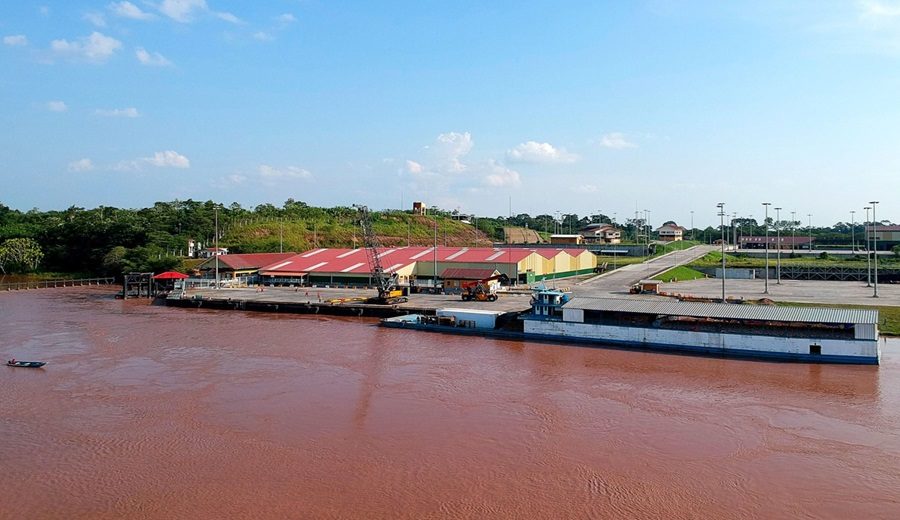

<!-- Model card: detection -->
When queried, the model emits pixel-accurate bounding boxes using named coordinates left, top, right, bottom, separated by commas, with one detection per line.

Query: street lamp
left=870, top=201, right=879, bottom=297
left=850, top=210, right=856, bottom=253
left=690, top=210, right=694, bottom=240
left=214, top=204, right=220, bottom=290
left=864, top=206, right=872, bottom=287
left=732, top=212, right=737, bottom=251
left=718, top=202, right=726, bottom=302
left=774, top=207, right=782, bottom=284
left=791, top=210, right=796, bottom=253
left=807, top=213, right=813, bottom=252
left=762, top=202, right=771, bottom=294
left=645, top=209, right=651, bottom=253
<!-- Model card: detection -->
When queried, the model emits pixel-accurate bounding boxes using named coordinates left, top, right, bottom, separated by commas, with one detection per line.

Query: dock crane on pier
left=355, top=205, right=408, bottom=305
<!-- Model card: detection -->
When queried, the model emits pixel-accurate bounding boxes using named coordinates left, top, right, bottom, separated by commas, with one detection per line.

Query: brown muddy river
left=2, top=288, right=900, bottom=519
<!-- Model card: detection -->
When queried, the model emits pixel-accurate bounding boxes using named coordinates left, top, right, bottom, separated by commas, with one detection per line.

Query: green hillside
left=224, top=212, right=494, bottom=252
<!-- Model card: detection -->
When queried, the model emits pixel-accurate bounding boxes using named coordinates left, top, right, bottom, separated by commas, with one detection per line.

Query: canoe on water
left=6, top=360, right=46, bottom=368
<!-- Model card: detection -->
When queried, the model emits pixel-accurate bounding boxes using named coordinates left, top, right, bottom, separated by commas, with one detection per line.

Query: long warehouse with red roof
left=255, top=246, right=596, bottom=287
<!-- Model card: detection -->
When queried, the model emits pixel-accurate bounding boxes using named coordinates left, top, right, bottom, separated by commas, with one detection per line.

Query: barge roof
left=564, top=297, right=879, bottom=325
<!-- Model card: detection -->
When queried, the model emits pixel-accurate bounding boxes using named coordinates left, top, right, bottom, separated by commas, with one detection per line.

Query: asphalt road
left=575, top=245, right=717, bottom=296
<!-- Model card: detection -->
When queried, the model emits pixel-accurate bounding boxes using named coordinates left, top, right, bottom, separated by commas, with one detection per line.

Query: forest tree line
left=0, top=200, right=893, bottom=275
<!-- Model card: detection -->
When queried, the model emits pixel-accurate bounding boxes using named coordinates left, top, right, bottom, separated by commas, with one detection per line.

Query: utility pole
left=718, top=203, right=726, bottom=302
left=791, top=210, right=796, bottom=253
left=774, top=207, right=782, bottom=284
left=762, top=202, right=771, bottom=294
left=865, top=206, right=872, bottom=287
left=433, top=216, right=438, bottom=290
left=214, top=205, right=219, bottom=290
left=871, top=201, right=879, bottom=297
left=850, top=210, right=856, bottom=253
left=279, top=217, right=284, bottom=253
left=690, top=210, right=694, bottom=240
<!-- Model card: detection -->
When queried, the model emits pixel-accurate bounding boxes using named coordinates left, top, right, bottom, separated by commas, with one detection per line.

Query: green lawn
left=776, top=301, right=900, bottom=336
left=653, top=266, right=707, bottom=283
left=690, top=251, right=900, bottom=270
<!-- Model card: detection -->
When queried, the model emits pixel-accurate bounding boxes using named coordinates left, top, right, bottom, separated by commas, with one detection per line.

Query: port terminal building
left=253, top=246, right=596, bottom=287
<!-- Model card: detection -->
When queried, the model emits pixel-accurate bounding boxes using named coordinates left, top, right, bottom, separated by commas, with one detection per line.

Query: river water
left=2, top=288, right=899, bottom=519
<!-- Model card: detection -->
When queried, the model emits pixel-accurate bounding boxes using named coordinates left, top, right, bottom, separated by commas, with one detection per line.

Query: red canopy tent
left=152, top=271, right=189, bottom=280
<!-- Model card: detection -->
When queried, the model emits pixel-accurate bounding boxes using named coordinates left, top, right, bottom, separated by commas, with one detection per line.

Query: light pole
left=791, top=210, right=796, bottom=253
left=732, top=212, right=738, bottom=251
left=214, top=205, right=219, bottom=290
left=645, top=209, right=651, bottom=254
left=808, top=214, right=812, bottom=252
left=762, top=202, right=771, bottom=294
left=690, top=210, right=694, bottom=241
left=775, top=207, right=782, bottom=284
left=279, top=217, right=284, bottom=253
left=870, top=201, right=879, bottom=297
left=718, top=202, right=726, bottom=302
left=850, top=210, right=856, bottom=253
left=865, top=206, right=872, bottom=287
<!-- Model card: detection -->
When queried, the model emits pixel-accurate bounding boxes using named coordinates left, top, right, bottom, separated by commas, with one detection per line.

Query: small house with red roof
left=656, top=221, right=686, bottom=242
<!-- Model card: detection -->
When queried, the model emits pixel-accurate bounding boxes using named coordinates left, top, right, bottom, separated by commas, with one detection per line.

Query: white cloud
left=39, top=6, right=50, bottom=16
left=431, top=131, right=473, bottom=172
left=46, top=100, right=68, bottom=112
left=96, top=107, right=140, bottom=118
left=83, top=12, right=107, bottom=27
left=405, top=160, right=423, bottom=174
left=599, top=132, right=637, bottom=149
left=226, top=174, right=247, bottom=184
left=277, top=13, right=296, bottom=24
left=506, top=141, right=578, bottom=164
left=859, top=0, right=900, bottom=20
left=158, top=0, right=206, bottom=22
left=574, top=184, right=599, bottom=193
left=215, top=11, right=242, bottom=24
left=109, top=1, right=155, bottom=20
left=68, top=158, right=95, bottom=172
left=51, top=32, right=122, bottom=63
left=135, top=47, right=172, bottom=66
left=3, top=35, right=28, bottom=46
left=257, top=165, right=312, bottom=179
left=483, top=160, right=521, bottom=187
left=115, top=150, right=191, bottom=171
left=253, top=31, right=274, bottom=42
left=145, top=150, right=190, bottom=168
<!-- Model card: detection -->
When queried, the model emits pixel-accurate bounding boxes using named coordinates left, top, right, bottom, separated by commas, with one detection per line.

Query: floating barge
left=383, top=290, right=881, bottom=365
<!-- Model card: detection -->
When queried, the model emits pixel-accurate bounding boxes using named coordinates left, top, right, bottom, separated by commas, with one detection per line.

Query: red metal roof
left=440, top=268, right=500, bottom=280
left=202, top=252, right=297, bottom=271
left=258, top=246, right=544, bottom=275
left=153, top=271, right=189, bottom=279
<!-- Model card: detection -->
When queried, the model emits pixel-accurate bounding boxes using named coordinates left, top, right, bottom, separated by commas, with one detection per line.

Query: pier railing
left=1, top=277, right=116, bottom=291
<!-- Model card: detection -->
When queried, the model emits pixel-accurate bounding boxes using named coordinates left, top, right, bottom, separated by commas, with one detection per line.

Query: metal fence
left=1, top=277, right=116, bottom=291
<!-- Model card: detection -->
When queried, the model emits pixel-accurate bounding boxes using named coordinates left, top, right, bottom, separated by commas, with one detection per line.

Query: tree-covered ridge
left=0, top=200, right=894, bottom=276
left=0, top=200, right=494, bottom=275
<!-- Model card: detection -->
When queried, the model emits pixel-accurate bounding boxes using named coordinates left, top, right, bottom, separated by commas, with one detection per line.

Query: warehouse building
left=256, top=246, right=597, bottom=287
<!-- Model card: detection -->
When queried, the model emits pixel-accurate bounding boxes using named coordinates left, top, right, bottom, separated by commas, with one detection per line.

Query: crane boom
left=355, top=205, right=407, bottom=304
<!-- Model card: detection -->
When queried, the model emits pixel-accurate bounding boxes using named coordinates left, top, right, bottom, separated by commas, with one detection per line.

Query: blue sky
left=2, top=1, right=899, bottom=227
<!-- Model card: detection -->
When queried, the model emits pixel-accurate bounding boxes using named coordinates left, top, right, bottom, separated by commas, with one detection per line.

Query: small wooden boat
left=6, top=360, right=46, bottom=368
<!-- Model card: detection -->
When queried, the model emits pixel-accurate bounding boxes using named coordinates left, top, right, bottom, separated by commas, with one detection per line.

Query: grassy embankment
left=653, top=266, right=707, bottom=283
left=690, top=251, right=900, bottom=269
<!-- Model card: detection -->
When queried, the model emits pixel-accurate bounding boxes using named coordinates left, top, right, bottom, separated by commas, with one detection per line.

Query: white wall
left=524, top=320, right=879, bottom=361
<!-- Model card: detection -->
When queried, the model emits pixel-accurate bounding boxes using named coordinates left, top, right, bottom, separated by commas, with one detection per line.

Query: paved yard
left=659, top=278, right=900, bottom=306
